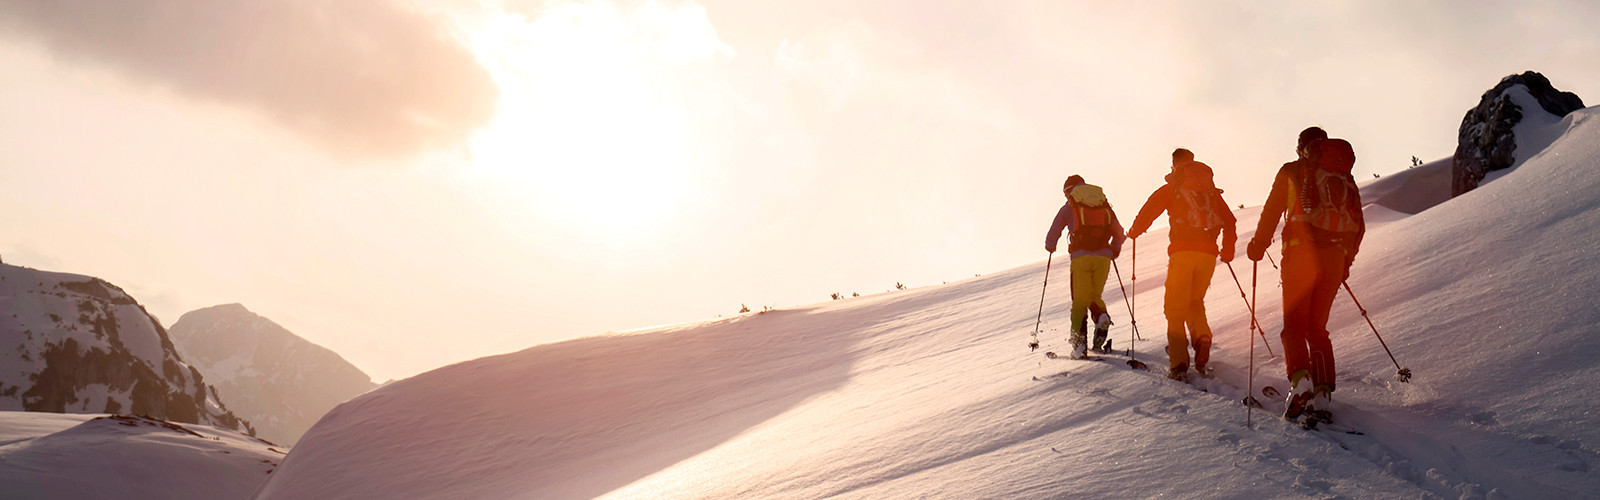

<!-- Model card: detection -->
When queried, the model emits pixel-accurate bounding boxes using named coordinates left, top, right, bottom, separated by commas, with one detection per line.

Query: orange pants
left=1163, top=251, right=1215, bottom=370
left=1280, top=245, right=1346, bottom=391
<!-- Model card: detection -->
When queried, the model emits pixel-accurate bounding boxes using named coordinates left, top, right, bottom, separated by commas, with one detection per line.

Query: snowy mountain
left=254, top=105, right=1600, bottom=498
left=0, top=264, right=250, bottom=432
left=0, top=411, right=283, bottom=499
left=169, top=303, right=376, bottom=445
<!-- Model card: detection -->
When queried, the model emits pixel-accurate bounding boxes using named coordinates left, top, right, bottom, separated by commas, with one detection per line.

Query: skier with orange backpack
left=1045, top=175, right=1128, bottom=358
left=1126, top=148, right=1237, bottom=381
left=1246, top=127, right=1365, bottom=423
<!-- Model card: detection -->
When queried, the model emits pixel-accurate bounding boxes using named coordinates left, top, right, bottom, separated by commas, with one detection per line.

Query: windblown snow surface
left=257, top=108, right=1600, bottom=499
left=0, top=411, right=284, bottom=499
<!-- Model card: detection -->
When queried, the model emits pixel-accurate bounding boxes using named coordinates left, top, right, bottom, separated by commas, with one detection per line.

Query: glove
left=1127, top=229, right=1143, bottom=239
left=1246, top=238, right=1269, bottom=262
left=1046, top=245, right=1056, bottom=254
left=1112, top=246, right=1122, bottom=260
left=1219, top=246, right=1234, bottom=263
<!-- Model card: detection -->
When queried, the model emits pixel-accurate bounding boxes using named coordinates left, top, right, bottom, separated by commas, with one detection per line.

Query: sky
left=1, top=0, right=1597, bottom=381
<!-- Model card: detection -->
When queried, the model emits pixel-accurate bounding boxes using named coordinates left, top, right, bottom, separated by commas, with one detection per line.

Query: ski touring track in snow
left=1031, top=341, right=1572, bottom=499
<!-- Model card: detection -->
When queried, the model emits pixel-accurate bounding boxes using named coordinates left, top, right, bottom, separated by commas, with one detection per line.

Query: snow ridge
left=258, top=108, right=1600, bottom=499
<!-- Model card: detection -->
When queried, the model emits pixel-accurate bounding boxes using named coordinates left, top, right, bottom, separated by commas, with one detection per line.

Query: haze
left=2, top=0, right=1596, bottom=381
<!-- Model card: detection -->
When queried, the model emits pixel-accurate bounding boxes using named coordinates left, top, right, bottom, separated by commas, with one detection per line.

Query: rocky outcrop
left=1452, top=71, right=1584, bottom=196
left=169, top=304, right=375, bottom=445
left=0, top=263, right=252, bottom=433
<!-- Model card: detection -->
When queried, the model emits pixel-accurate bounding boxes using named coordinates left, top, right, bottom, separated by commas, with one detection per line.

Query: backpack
left=1169, top=162, right=1226, bottom=231
left=1068, top=184, right=1114, bottom=251
left=1291, top=139, right=1361, bottom=238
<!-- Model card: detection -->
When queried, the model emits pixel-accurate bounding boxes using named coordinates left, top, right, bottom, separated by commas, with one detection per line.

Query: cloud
left=0, top=0, right=499, bottom=161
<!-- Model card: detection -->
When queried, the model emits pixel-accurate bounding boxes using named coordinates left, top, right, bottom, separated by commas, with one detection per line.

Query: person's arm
left=1127, top=185, right=1172, bottom=238
left=1248, top=164, right=1294, bottom=260
left=1045, top=203, right=1073, bottom=253
left=1345, top=173, right=1366, bottom=273
left=1218, top=192, right=1238, bottom=262
left=1110, top=210, right=1128, bottom=258
left=1254, top=165, right=1293, bottom=240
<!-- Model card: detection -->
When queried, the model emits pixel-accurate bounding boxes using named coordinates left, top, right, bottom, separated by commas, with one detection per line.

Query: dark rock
left=1451, top=71, right=1584, bottom=196
left=1, top=263, right=254, bottom=435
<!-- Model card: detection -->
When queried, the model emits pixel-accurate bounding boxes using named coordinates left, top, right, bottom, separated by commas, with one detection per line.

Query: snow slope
left=0, top=411, right=284, bottom=499
left=258, top=107, right=1600, bottom=499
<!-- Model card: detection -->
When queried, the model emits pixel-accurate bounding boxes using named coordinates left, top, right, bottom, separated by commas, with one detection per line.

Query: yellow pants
left=1164, top=251, right=1216, bottom=370
left=1070, top=256, right=1110, bottom=345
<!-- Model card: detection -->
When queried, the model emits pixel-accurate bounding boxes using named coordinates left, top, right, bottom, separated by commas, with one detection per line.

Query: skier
left=1126, top=149, right=1237, bottom=380
left=1045, top=175, right=1128, bottom=358
left=1246, top=127, right=1365, bottom=421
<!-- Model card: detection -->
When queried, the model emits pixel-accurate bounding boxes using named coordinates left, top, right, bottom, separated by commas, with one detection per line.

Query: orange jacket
left=1128, top=161, right=1238, bottom=257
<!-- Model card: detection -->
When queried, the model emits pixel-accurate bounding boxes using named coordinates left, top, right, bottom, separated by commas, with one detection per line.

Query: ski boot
left=1071, top=341, right=1089, bottom=359
left=1166, top=362, right=1189, bottom=381
left=1069, top=326, right=1089, bottom=359
left=1283, top=372, right=1315, bottom=420
left=1303, top=386, right=1335, bottom=424
left=1090, top=313, right=1112, bottom=353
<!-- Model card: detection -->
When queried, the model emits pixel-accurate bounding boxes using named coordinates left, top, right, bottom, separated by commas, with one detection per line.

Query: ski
left=1259, top=385, right=1364, bottom=434
left=1044, top=351, right=1104, bottom=362
left=1052, top=349, right=1150, bottom=371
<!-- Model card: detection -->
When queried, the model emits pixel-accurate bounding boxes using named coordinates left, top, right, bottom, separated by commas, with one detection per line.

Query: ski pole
left=1029, top=253, right=1054, bottom=351
left=1266, top=251, right=1279, bottom=270
left=1111, top=260, right=1147, bottom=370
left=1131, top=237, right=1139, bottom=340
left=1245, top=260, right=1259, bottom=427
left=1224, top=261, right=1275, bottom=357
left=1342, top=281, right=1412, bottom=382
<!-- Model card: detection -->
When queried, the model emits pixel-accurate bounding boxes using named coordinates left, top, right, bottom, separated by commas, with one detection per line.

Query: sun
left=452, top=3, right=722, bottom=238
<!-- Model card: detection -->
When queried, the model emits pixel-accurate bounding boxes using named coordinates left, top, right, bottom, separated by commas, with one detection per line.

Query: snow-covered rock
left=169, top=303, right=375, bottom=445
left=0, top=264, right=250, bottom=432
left=0, top=411, right=283, bottom=499
left=256, top=106, right=1600, bottom=499
left=1451, top=71, right=1584, bottom=195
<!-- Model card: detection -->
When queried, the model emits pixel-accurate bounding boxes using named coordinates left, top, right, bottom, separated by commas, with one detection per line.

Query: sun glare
left=456, top=3, right=725, bottom=238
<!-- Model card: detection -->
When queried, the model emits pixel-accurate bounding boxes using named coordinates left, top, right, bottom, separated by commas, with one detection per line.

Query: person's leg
left=1087, top=259, right=1112, bottom=350
left=1280, top=245, right=1317, bottom=386
left=1164, top=254, right=1197, bottom=371
left=1087, top=301, right=1108, bottom=349
left=1306, top=247, right=1346, bottom=393
left=1069, top=256, right=1095, bottom=349
left=1180, top=252, right=1217, bottom=371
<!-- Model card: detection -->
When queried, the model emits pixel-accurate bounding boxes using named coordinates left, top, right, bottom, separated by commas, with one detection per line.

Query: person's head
left=1297, top=126, right=1328, bottom=159
left=1172, top=148, right=1195, bottom=164
left=1063, top=174, right=1085, bottom=196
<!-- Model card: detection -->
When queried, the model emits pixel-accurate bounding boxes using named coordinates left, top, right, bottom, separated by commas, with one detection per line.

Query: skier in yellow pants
left=1045, top=175, right=1127, bottom=358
